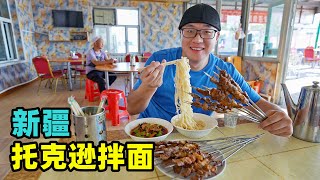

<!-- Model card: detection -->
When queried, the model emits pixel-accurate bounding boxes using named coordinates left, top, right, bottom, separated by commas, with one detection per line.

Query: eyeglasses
left=181, top=28, right=218, bottom=39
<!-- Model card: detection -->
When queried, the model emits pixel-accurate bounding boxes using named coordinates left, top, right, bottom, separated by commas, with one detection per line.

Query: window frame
left=242, top=0, right=285, bottom=62
left=0, top=0, right=19, bottom=65
left=93, top=7, right=140, bottom=56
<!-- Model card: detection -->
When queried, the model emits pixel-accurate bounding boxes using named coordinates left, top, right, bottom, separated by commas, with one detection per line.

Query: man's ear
left=215, top=32, right=220, bottom=40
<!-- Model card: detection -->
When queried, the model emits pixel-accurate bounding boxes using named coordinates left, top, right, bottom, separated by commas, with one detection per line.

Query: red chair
left=32, top=56, right=66, bottom=94
left=142, top=52, right=152, bottom=62
left=125, top=54, right=139, bottom=62
left=100, top=89, right=130, bottom=126
left=85, top=79, right=100, bottom=102
left=304, top=47, right=320, bottom=68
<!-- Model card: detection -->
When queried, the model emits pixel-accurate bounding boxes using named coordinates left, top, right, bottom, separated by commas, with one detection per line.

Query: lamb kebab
left=188, top=68, right=266, bottom=122
left=155, top=141, right=222, bottom=180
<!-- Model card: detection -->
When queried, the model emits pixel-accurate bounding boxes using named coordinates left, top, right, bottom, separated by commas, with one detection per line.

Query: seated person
left=86, top=36, right=117, bottom=92
left=127, top=4, right=293, bottom=137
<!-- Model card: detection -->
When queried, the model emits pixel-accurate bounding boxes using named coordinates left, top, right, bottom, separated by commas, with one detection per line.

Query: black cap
left=178, top=3, right=221, bottom=31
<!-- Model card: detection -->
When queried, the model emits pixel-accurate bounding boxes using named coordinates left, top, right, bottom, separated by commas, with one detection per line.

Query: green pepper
left=156, top=131, right=162, bottom=137
left=135, top=132, right=141, bottom=137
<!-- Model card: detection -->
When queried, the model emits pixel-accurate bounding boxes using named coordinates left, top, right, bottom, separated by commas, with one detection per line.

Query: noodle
left=174, top=57, right=205, bottom=130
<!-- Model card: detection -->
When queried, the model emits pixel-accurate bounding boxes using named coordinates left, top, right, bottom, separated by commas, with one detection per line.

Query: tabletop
left=49, top=58, right=86, bottom=63
left=95, top=62, right=145, bottom=73
left=37, top=123, right=320, bottom=180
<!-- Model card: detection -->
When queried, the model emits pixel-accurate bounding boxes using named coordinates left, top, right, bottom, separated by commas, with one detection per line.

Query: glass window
left=116, top=9, right=138, bottom=26
left=0, top=25, right=6, bottom=61
left=94, top=8, right=140, bottom=55
left=108, top=26, right=126, bottom=54
left=0, top=0, right=18, bottom=62
left=0, top=0, right=10, bottom=19
left=93, top=9, right=115, bottom=25
left=245, top=1, right=284, bottom=57
left=94, top=26, right=126, bottom=54
left=127, top=27, right=138, bottom=53
left=218, top=1, right=242, bottom=56
left=4, top=22, right=17, bottom=59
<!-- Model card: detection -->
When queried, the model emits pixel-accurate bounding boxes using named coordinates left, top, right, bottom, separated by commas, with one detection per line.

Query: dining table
left=36, top=121, right=320, bottom=180
left=95, top=62, right=145, bottom=90
left=49, top=58, right=86, bottom=91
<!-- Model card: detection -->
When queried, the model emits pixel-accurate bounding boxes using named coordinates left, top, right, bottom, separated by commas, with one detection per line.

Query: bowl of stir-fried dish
left=125, top=118, right=173, bottom=142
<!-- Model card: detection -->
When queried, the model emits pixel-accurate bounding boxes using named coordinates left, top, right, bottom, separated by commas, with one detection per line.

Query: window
left=0, top=0, right=18, bottom=62
left=93, top=8, right=140, bottom=55
left=218, top=1, right=243, bottom=56
left=245, top=1, right=284, bottom=58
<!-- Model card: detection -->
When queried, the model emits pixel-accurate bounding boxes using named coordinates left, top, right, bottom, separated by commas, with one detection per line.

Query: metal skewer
left=248, top=99, right=268, bottom=119
left=154, top=134, right=264, bottom=177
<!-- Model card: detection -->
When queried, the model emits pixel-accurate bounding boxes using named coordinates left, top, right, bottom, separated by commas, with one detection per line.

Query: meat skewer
left=155, top=134, right=264, bottom=179
left=201, top=68, right=267, bottom=122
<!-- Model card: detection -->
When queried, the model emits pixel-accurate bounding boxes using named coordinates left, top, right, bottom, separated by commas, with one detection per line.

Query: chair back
left=75, top=52, right=82, bottom=58
left=71, top=52, right=83, bottom=65
left=142, top=52, right=152, bottom=62
left=304, top=47, right=315, bottom=60
left=125, top=54, right=131, bottom=62
left=143, top=52, right=152, bottom=58
left=135, top=55, right=139, bottom=62
left=124, top=54, right=139, bottom=62
left=32, top=56, right=53, bottom=77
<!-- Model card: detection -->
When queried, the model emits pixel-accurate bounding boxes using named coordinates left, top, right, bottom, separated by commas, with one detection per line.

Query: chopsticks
left=137, top=59, right=181, bottom=72
left=68, top=96, right=85, bottom=116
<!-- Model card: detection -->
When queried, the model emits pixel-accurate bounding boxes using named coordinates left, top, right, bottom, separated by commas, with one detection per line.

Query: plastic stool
left=85, top=79, right=100, bottom=102
left=100, top=89, right=130, bottom=126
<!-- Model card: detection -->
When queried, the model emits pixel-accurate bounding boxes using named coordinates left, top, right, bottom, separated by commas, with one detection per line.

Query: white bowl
left=125, top=118, right=173, bottom=142
left=171, top=113, right=218, bottom=139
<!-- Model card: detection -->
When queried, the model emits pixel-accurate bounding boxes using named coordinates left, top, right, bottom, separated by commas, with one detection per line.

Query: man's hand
left=259, top=110, right=293, bottom=137
left=140, top=60, right=166, bottom=89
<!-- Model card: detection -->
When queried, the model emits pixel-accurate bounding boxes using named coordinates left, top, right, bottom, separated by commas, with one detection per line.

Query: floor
left=0, top=76, right=137, bottom=179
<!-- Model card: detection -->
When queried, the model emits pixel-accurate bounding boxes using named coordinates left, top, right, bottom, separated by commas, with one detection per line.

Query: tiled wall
left=0, top=0, right=183, bottom=92
left=242, top=60, right=278, bottom=96
left=0, top=0, right=38, bottom=93
left=32, top=0, right=182, bottom=57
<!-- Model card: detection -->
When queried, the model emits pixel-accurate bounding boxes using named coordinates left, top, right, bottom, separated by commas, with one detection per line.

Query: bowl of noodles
left=171, top=113, right=218, bottom=139
left=125, top=118, right=174, bottom=142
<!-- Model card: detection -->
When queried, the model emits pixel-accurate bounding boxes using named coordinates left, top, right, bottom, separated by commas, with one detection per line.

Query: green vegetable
left=156, top=131, right=162, bottom=137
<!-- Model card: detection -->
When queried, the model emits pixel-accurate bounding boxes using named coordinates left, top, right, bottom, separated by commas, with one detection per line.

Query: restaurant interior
left=0, top=0, right=319, bottom=179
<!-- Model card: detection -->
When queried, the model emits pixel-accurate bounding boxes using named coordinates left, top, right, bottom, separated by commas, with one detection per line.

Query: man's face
left=94, top=39, right=104, bottom=49
left=181, top=23, right=219, bottom=63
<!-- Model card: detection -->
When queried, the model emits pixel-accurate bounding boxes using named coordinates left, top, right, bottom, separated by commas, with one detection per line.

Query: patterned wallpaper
left=0, top=0, right=37, bottom=92
left=32, top=0, right=182, bottom=57
left=242, top=60, right=278, bottom=97
left=0, top=0, right=183, bottom=92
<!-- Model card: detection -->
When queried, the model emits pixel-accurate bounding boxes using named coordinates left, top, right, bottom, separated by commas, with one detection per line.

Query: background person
left=86, top=36, right=117, bottom=92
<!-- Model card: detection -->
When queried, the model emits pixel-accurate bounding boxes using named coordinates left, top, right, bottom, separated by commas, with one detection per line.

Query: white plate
left=124, top=118, right=173, bottom=142
left=156, top=150, right=226, bottom=179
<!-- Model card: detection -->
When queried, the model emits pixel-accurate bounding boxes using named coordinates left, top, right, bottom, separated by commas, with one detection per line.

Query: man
left=127, top=4, right=292, bottom=137
left=86, top=36, right=117, bottom=92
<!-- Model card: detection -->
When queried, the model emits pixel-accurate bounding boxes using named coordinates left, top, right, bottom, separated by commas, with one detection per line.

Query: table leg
left=130, top=72, right=134, bottom=90
left=105, top=71, right=109, bottom=90
left=67, top=62, right=73, bottom=91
